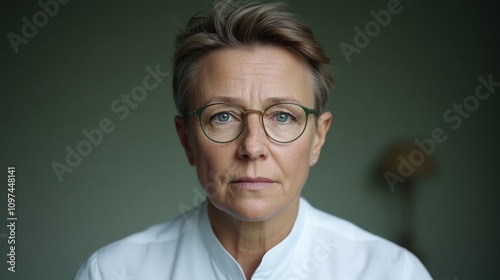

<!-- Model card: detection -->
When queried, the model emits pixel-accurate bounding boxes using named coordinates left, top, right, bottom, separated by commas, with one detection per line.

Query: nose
left=237, top=112, right=269, bottom=161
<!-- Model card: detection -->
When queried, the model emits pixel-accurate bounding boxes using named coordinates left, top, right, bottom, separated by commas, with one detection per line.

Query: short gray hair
left=172, top=0, right=333, bottom=116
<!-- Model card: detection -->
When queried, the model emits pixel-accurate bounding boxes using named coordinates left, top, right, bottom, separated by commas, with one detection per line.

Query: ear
left=310, top=111, right=332, bottom=166
left=175, top=116, right=196, bottom=166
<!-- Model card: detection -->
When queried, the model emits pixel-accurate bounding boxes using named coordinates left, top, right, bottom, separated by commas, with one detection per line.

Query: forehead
left=194, top=46, right=314, bottom=109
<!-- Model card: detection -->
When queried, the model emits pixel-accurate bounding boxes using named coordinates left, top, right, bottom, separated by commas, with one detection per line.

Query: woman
left=75, top=1, right=431, bottom=279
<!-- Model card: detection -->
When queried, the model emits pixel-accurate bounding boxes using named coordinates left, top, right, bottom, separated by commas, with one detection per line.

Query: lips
left=230, top=177, right=275, bottom=190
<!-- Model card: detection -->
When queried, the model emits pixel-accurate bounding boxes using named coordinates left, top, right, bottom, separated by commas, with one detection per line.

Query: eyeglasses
left=185, top=103, right=317, bottom=143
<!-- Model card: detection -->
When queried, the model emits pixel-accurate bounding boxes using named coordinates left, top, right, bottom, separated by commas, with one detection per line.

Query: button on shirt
left=74, top=198, right=432, bottom=279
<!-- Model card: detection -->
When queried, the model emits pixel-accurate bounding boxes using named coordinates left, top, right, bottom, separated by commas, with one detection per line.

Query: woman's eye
left=215, top=112, right=231, bottom=122
left=275, top=113, right=291, bottom=122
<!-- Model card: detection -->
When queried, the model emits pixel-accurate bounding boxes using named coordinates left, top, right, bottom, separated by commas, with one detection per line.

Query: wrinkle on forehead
left=195, top=46, right=314, bottom=109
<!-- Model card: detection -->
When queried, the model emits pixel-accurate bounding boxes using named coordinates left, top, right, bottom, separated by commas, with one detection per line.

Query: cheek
left=275, top=136, right=314, bottom=181
left=191, top=136, right=233, bottom=185
left=291, top=129, right=315, bottom=161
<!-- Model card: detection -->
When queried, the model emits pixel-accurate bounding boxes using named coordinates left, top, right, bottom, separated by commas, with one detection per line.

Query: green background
left=1, top=0, right=499, bottom=279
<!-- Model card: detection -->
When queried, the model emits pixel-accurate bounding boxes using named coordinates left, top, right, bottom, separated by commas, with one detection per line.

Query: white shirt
left=74, top=198, right=432, bottom=279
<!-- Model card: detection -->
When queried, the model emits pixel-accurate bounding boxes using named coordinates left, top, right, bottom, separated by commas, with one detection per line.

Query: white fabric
left=74, top=198, right=432, bottom=279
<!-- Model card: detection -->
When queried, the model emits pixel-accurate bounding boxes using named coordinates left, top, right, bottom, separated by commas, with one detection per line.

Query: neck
left=207, top=199, right=299, bottom=280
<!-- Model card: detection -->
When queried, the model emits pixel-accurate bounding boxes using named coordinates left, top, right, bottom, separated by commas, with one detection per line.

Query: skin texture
left=175, top=46, right=332, bottom=279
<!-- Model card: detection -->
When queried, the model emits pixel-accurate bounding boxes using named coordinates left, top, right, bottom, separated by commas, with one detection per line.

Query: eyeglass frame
left=184, top=102, right=318, bottom=144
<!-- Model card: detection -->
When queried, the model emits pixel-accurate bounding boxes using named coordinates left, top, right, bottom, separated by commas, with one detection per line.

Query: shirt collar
left=199, top=198, right=306, bottom=279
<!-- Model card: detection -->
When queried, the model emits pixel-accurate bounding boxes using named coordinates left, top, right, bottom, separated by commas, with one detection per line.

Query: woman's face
left=175, top=46, right=331, bottom=222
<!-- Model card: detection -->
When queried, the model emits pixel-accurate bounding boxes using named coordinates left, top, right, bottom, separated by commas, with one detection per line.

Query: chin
left=211, top=197, right=283, bottom=222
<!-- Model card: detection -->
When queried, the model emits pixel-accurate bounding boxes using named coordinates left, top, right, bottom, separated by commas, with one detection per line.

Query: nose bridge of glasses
left=242, top=109, right=265, bottom=128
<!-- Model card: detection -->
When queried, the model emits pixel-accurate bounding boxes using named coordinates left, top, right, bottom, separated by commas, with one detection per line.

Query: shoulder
left=299, top=198, right=432, bottom=279
left=304, top=199, right=385, bottom=242
left=74, top=206, right=204, bottom=280
left=103, top=205, right=202, bottom=254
